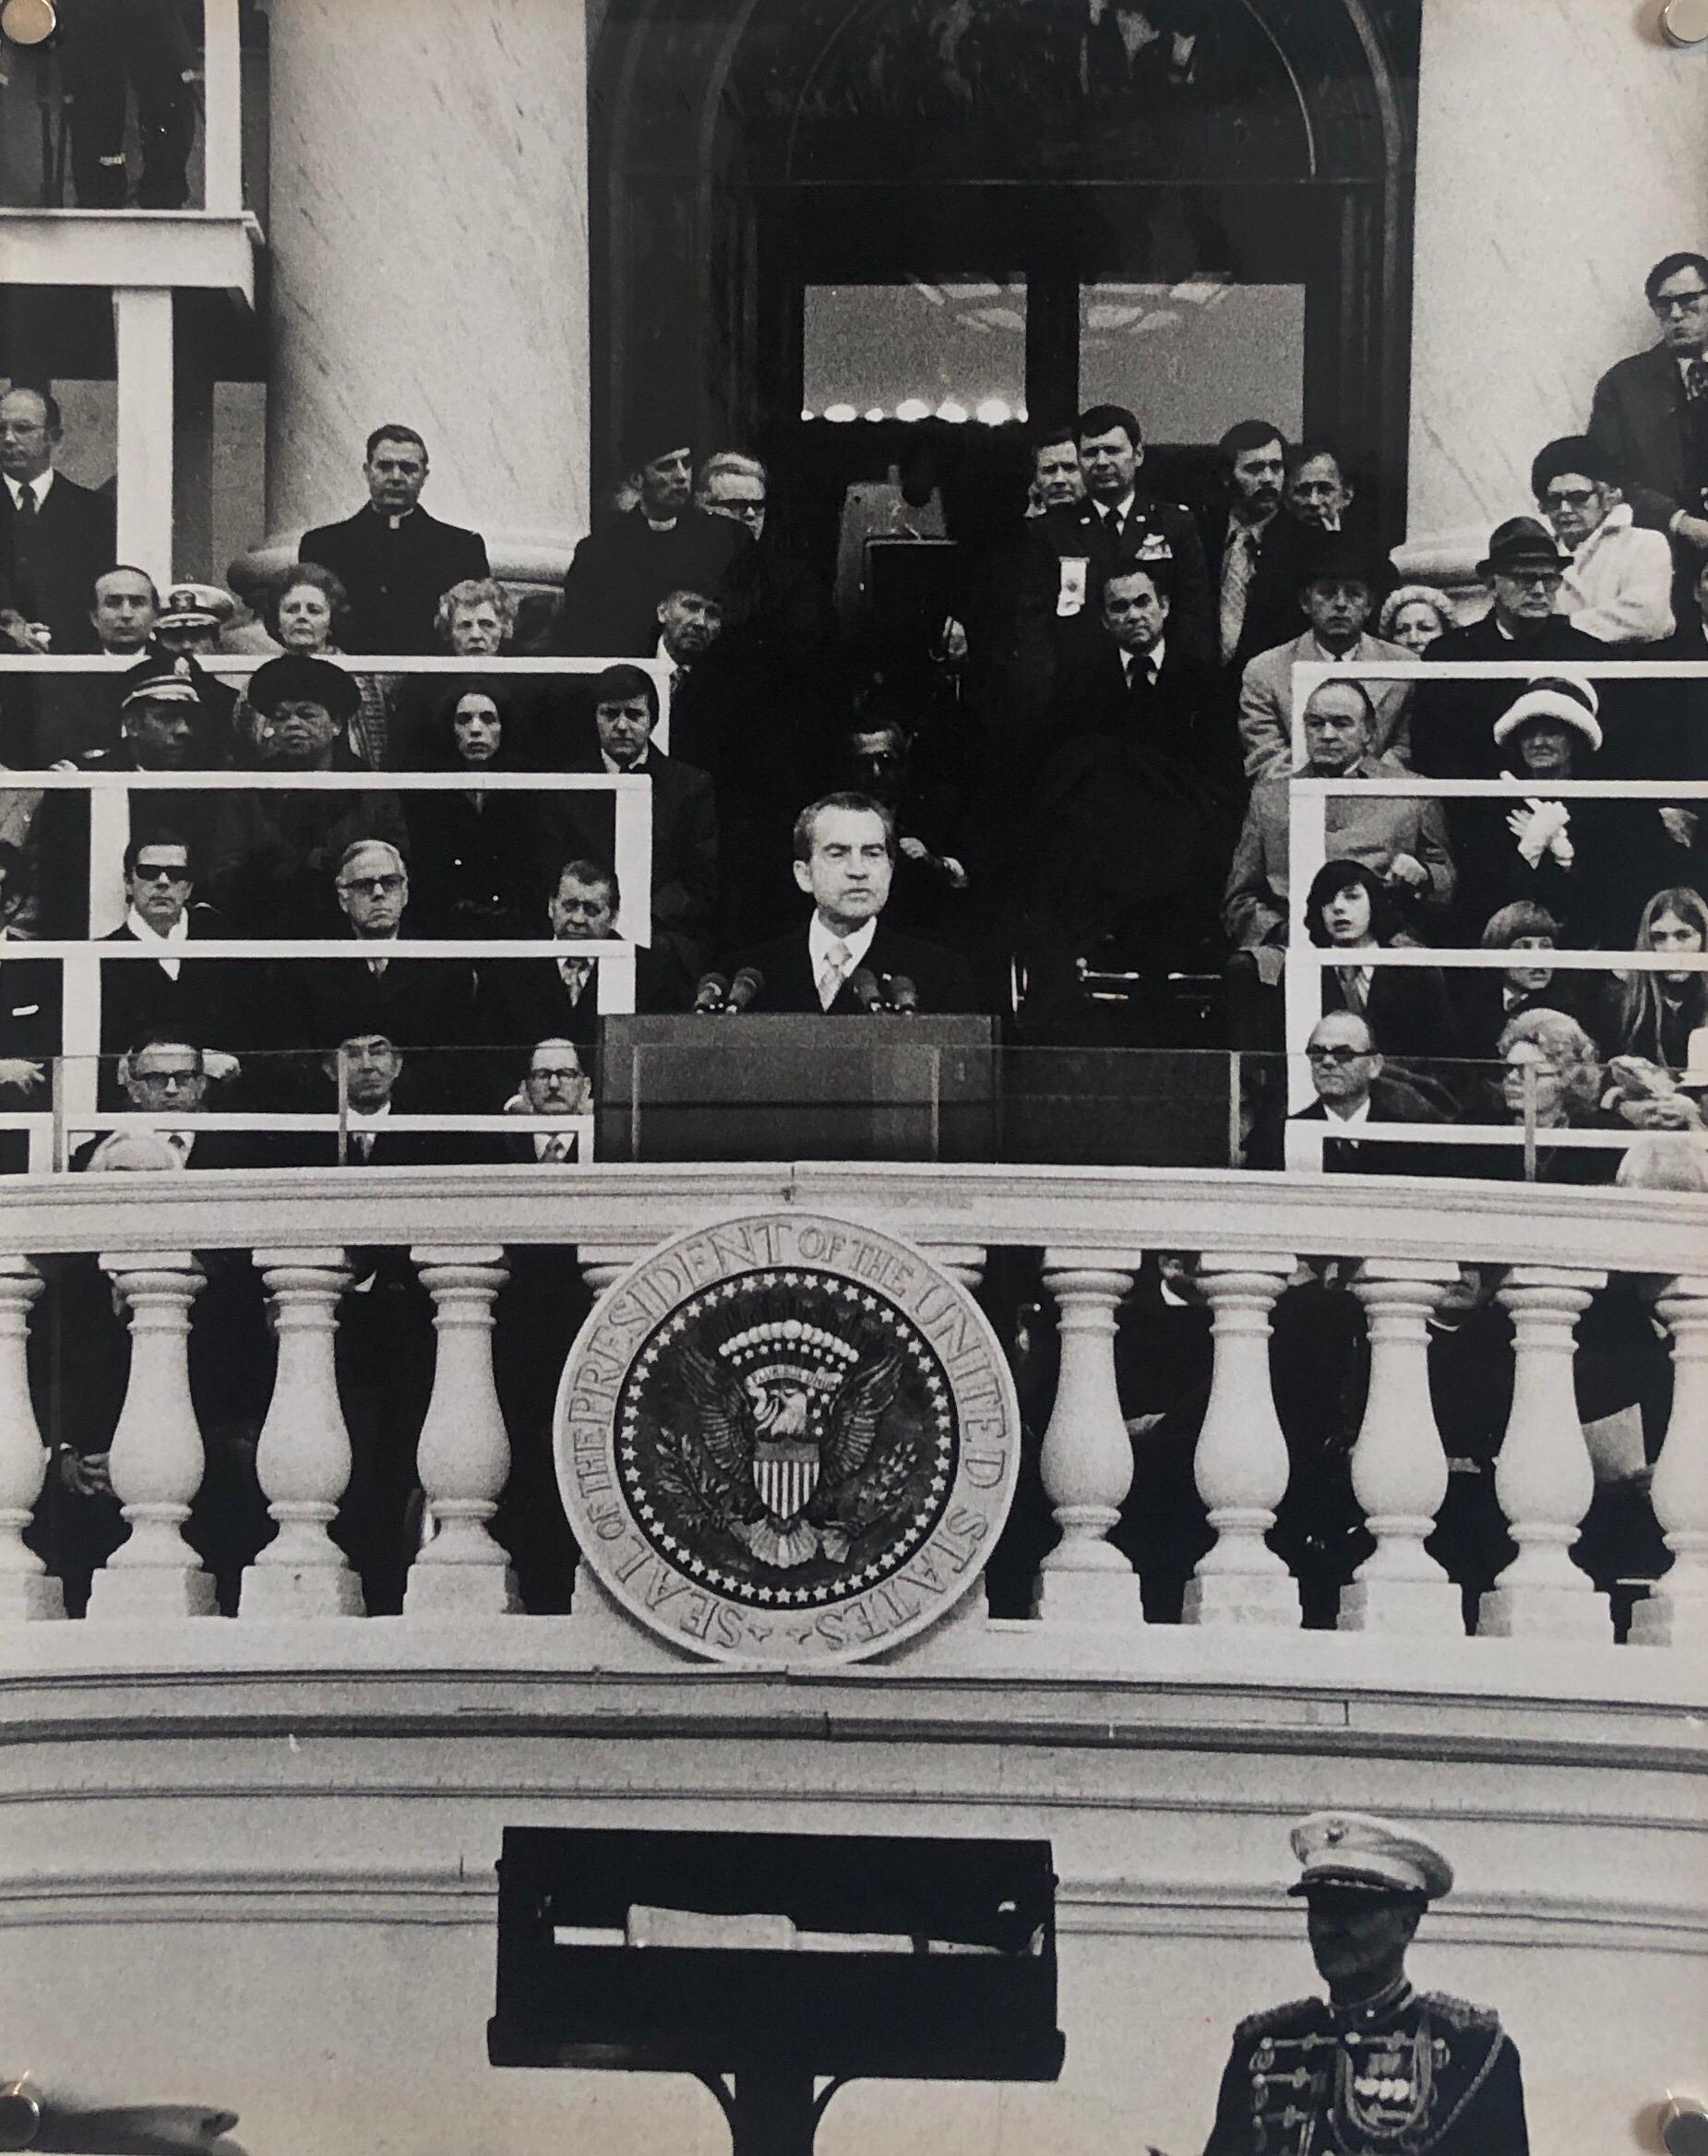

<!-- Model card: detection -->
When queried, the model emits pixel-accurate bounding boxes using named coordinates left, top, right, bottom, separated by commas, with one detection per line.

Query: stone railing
left=3, top=1161, right=1704, bottom=1669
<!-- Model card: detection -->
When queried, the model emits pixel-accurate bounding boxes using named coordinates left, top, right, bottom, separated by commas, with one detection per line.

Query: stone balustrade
left=2, top=1160, right=1705, bottom=1664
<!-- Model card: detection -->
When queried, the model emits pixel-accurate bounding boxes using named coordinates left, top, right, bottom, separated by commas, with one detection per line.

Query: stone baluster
left=239, top=1249, right=363, bottom=1619
left=579, top=1250, right=642, bottom=1299
left=405, top=1247, right=519, bottom=1615
left=1183, top=1254, right=1301, bottom=1629
left=1033, top=1256, right=1144, bottom=1622
left=86, top=1252, right=216, bottom=1620
left=1340, top=1261, right=1463, bottom=1635
left=923, top=1244, right=985, bottom=1293
left=1630, top=1276, right=1708, bottom=1648
left=0, top=1261, right=63, bottom=1622
left=1478, top=1264, right=1610, bottom=1641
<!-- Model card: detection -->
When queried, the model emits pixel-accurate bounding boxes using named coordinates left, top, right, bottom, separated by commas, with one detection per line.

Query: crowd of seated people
left=4, top=249, right=1708, bottom=1179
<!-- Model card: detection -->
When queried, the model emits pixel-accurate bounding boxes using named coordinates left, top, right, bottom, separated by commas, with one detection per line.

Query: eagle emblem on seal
left=669, top=1322, right=912, bottom=1569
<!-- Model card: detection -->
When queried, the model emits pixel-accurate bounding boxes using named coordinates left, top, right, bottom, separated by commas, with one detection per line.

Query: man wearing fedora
left=1193, top=1811, right=1528, bottom=2154
left=1412, top=517, right=1608, bottom=779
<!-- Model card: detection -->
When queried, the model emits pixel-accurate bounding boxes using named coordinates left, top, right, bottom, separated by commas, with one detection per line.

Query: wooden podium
left=596, top=1015, right=997, bottom=1163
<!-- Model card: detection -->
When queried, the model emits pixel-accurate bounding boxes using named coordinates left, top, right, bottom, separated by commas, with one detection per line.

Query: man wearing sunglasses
left=97, top=835, right=244, bottom=1102
left=1530, top=435, right=1673, bottom=644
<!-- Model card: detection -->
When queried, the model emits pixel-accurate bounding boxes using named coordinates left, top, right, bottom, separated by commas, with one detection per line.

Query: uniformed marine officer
left=1198, top=1811, right=1528, bottom=2155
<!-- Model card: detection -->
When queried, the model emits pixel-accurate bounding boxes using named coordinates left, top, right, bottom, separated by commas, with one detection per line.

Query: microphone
left=724, top=966, right=765, bottom=1013
left=884, top=973, right=920, bottom=1015
left=692, top=971, right=729, bottom=1013
left=847, top=966, right=883, bottom=1012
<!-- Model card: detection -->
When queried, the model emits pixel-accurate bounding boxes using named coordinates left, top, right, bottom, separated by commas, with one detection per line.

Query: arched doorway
left=592, top=0, right=1419, bottom=552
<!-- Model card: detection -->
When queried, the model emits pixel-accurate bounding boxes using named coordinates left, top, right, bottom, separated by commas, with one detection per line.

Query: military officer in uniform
left=1014, top=401, right=1215, bottom=732
left=1195, top=1812, right=1528, bottom=2155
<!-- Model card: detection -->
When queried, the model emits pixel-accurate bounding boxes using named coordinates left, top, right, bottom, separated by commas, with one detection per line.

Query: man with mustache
left=1198, top=420, right=1309, bottom=671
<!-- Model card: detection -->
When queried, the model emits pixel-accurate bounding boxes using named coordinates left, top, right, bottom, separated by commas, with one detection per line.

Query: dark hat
left=1287, top=1812, right=1454, bottom=1902
left=119, top=653, right=205, bottom=713
left=1491, top=672, right=1603, bottom=753
left=1296, top=531, right=1382, bottom=590
left=1478, top=516, right=1565, bottom=579
left=622, top=406, right=698, bottom=473
left=248, top=652, right=360, bottom=722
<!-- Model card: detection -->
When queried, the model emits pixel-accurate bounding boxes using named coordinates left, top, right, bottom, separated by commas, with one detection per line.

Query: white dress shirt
left=809, top=912, right=877, bottom=1007
left=1119, top=637, right=1166, bottom=690
left=4, top=472, right=54, bottom=514
left=1320, top=1093, right=1372, bottom=1128
left=125, top=906, right=187, bottom=980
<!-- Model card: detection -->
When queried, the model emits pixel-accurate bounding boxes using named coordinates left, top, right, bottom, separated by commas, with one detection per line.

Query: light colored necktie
left=818, top=936, right=851, bottom=1012
left=367, top=953, right=388, bottom=977
left=354, top=1131, right=375, bottom=1161
left=1220, top=526, right=1256, bottom=662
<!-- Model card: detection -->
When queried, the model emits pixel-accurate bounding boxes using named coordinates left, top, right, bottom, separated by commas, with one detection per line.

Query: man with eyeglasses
left=0, top=386, right=116, bottom=654
left=1249, top=1011, right=1447, bottom=1176
left=287, top=840, right=472, bottom=1096
left=1411, top=518, right=1608, bottom=780
left=696, top=447, right=835, bottom=664
left=1588, top=252, right=1708, bottom=561
left=1529, top=435, right=1673, bottom=644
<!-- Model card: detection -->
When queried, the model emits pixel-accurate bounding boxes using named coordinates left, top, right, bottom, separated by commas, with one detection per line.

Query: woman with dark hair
left=401, top=682, right=541, bottom=938
left=255, top=562, right=390, bottom=769
left=1303, top=856, right=1457, bottom=1065
left=1613, top=885, right=1708, bottom=1071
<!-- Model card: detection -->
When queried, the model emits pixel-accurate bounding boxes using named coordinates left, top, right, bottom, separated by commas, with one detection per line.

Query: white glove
left=1507, top=796, right=1572, bottom=868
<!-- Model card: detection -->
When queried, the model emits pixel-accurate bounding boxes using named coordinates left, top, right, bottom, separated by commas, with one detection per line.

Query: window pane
left=1079, top=278, right=1305, bottom=443
left=804, top=279, right=1028, bottom=424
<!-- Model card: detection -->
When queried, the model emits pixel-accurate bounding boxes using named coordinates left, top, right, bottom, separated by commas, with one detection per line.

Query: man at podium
left=726, top=793, right=978, bottom=1014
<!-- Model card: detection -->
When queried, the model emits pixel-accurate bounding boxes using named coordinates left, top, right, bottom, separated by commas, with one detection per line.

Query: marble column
left=404, top=1247, right=520, bottom=1616
left=1478, top=1265, right=1610, bottom=1643
left=1033, top=1258, right=1144, bottom=1624
left=1630, top=1278, right=1708, bottom=1648
left=86, top=1253, right=217, bottom=1621
left=1182, top=1255, right=1300, bottom=1630
left=251, top=0, right=591, bottom=587
left=1339, top=1262, right=1463, bottom=1637
left=1403, top=0, right=1708, bottom=583
left=239, top=1249, right=363, bottom=1620
left=0, top=1261, right=63, bottom=1622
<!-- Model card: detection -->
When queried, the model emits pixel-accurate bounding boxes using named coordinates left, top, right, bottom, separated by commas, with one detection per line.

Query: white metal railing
left=0, top=1162, right=1702, bottom=1655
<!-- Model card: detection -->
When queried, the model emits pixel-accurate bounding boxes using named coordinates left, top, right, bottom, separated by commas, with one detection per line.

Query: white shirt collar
left=5, top=471, right=52, bottom=511
left=126, top=905, right=187, bottom=948
left=533, top=1129, right=577, bottom=1160
left=1096, top=489, right=1138, bottom=525
left=1121, top=637, right=1166, bottom=682
left=1322, top=1092, right=1372, bottom=1127
left=601, top=748, right=648, bottom=776
left=350, top=1100, right=393, bottom=1127
left=1303, top=629, right=1366, bottom=664
left=809, top=913, right=878, bottom=976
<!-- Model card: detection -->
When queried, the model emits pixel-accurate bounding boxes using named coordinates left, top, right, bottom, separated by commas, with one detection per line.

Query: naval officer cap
left=161, top=581, right=237, bottom=631
left=1287, top=1812, right=1454, bottom=1901
left=119, top=653, right=205, bottom=711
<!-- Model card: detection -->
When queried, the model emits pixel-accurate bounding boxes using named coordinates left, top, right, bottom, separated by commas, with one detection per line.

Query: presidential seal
left=555, top=1215, right=1020, bottom=1665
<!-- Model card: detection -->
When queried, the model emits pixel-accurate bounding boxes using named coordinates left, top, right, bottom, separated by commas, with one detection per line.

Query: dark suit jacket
left=1283, top=1074, right=1448, bottom=1176
left=1412, top=614, right=1610, bottom=778
left=724, top=920, right=979, bottom=1015
left=70, top=1126, right=274, bottom=1172
left=299, top=505, right=490, bottom=656
left=283, top=945, right=477, bottom=1067
left=0, top=473, right=115, bottom=653
left=1320, top=953, right=1461, bottom=1064
left=273, top=1120, right=484, bottom=1169
left=98, top=906, right=256, bottom=1070
left=539, top=749, right=720, bottom=966
left=1047, top=632, right=1241, bottom=794
left=1588, top=342, right=1706, bottom=526
left=555, top=508, right=748, bottom=658
left=1016, top=495, right=1216, bottom=712
left=1196, top=506, right=1313, bottom=671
